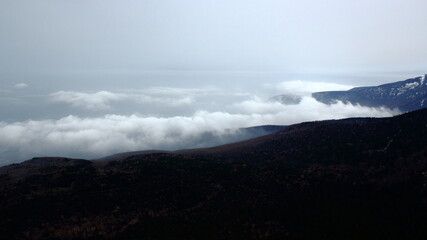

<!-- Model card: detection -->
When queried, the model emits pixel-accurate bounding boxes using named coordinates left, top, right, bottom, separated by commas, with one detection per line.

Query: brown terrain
left=0, top=109, right=426, bottom=239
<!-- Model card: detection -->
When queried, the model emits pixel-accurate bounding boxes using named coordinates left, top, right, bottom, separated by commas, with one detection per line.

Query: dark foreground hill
left=312, top=74, right=427, bottom=112
left=1, top=109, right=427, bottom=239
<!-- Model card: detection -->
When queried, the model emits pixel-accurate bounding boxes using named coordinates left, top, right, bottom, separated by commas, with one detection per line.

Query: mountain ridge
left=312, top=74, right=427, bottom=112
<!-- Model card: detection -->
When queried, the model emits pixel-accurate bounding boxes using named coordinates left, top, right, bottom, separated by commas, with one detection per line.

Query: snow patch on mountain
left=420, top=74, right=425, bottom=85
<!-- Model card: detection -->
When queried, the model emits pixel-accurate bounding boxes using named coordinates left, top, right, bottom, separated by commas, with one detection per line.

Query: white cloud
left=0, top=96, right=399, bottom=165
left=130, top=94, right=194, bottom=107
left=141, top=86, right=220, bottom=96
left=49, top=90, right=196, bottom=110
left=277, top=80, right=354, bottom=96
left=0, top=89, right=12, bottom=94
left=231, top=96, right=399, bottom=122
left=50, top=91, right=126, bottom=110
left=232, top=96, right=286, bottom=114
left=14, top=83, right=29, bottom=89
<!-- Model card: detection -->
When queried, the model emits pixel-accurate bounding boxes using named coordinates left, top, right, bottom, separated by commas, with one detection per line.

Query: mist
left=0, top=81, right=400, bottom=165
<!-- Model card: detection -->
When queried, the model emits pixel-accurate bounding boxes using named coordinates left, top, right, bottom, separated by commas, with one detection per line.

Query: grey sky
left=0, top=0, right=426, bottom=164
left=1, top=0, right=426, bottom=81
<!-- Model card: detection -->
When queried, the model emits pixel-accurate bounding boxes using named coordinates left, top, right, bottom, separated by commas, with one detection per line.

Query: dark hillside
left=0, top=109, right=426, bottom=239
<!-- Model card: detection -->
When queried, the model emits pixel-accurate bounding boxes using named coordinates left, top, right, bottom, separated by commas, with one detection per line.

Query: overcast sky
left=2, top=0, right=427, bottom=81
left=0, top=0, right=426, bottom=164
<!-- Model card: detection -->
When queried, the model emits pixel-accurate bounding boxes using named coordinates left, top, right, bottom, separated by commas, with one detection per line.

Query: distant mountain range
left=312, top=74, right=427, bottom=112
left=1, top=108, right=426, bottom=239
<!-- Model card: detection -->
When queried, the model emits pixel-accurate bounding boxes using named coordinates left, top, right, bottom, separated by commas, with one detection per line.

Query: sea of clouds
left=0, top=81, right=400, bottom=165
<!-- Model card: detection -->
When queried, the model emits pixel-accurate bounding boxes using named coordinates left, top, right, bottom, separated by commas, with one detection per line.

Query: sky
left=0, top=0, right=426, bottom=164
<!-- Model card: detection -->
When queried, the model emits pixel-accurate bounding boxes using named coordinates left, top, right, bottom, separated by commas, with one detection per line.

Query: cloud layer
left=49, top=87, right=226, bottom=111
left=50, top=91, right=126, bottom=110
left=14, top=83, right=29, bottom=89
left=0, top=93, right=399, bottom=165
left=276, top=80, right=354, bottom=96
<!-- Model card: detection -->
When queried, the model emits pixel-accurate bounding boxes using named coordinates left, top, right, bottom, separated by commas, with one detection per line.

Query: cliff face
left=0, top=109, right=426, bottom=240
